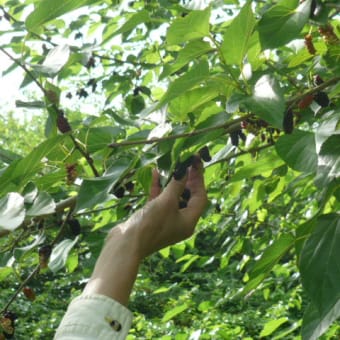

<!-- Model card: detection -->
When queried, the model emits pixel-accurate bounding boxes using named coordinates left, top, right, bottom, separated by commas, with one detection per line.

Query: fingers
left=182, top=158, right=207, bottom=223
left=149, top=169, right=162, bottom=201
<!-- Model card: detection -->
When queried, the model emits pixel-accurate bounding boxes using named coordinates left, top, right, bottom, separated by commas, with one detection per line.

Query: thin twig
left=69, top=135, right=100, bottom=177
left=208, top=142, right=274, bottom=167
left=1, top=264, right=40, bottom=314
left=0, top=46, right=47, bottom=95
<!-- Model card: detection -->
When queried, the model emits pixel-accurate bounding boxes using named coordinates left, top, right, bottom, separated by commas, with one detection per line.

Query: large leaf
left=299, top=214, right=340, bottom=340
left=316, top=135, right=340, bottom=186
left=0, top=193, right=25, bottom=231
left=162, top=303, right=189, bottom=322
left=275, top=130, right=318, bottom=173
left=31, top=45, right=70, bottom=77
left=49, top=237, right=79, bottom=273
left=221, top=2, right=256, bottom=65
left=257, top=0, right=312, bottom=50
left=166, top=8, right=211, bottom=45
left=160, top=40, right=213, bottom=80
left=26, top=192, right=56, bottom=217
left=245, top=75, right=285, bottom=128
left=241, top=233, right=294, bottom=296
left=0, top=135, right=65, bottom=195
left=26, top=0, right=99, bottom=33
left=169, top=86, right=219, bottom=119
left=157, top=59, right=209, bottom=108
left=75, top=158, right=132, bottom=212
left=231, top=151, right=284, bottom=182
left=114, top=10, right=150, bottom=37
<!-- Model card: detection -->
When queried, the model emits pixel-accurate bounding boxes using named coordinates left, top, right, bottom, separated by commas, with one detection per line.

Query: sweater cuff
left=54, top=294, right=132, bottom=340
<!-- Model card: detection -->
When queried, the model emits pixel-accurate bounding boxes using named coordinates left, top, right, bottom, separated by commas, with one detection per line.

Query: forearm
left=82, top=223, right=141, bottom=306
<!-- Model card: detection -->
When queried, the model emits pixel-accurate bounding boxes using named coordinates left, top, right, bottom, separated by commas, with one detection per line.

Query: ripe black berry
left=38, top=245, right=52, bottom=269
left=113, top=185, right=125, bottom=198
left=68, top=219, right=81, bottom=236
left=179, top=200, right=188, bottom=209
left=57, top=113, right=72, bottom=133
left=173, top=162, right=187, bottom=180
left=314, top=91, right=330, bottom=107
left=238, top=130, right=246, bottom=142
left=283, top=109, right=294, bottom=134
left=198, top=146, right=211, bottom=162
left=230, top=130, right=239, bottom=146
left=181, top=188, right=191, bottom=201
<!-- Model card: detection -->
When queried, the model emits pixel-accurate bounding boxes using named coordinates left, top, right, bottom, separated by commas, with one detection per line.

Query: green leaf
left=169, top=86, right=219, bottom=118
left=275, top=130, right=317, bottom=173
left=162, top=303, right=189, bottom=322
left=245, top=75, right=285, bottom=128
left=75, top=158, right=132, bottom=212
left=299, top=214, right=340, bottom=340
left=160, top=40, right=213, bottom=80
left=0, top=135, right=65, bottom=195
left=0, top=267, right=13, bottom=281
left=158, top=59, right=209, bottom=108
left=26, top=0, right=99, bottom=33
left=114, top=10, right=150, bottom=37
left=316, top=135, right=340, bottom=186
left=302, top=300, right=340, bottom=340
left=31, top=45, right=70, bottom=77
left=241, top=234, right=294, bottom=295
left=166, top=8, right=211, bottom=45
left=49, top=237, right=79, bottom=273
left=257, top=0, right=311, bottom=50
left=260, top=317, right=288, bottom=337
left=231, top=151, right=284, bottom=182
left=15, top=100, right=45, bottom=109
left=221, top=2, right=256, bottom=65
left=78, top=126, right=124, bottom=153
left=0, top=193, right=25, bottom=231
left=26, top=192, right=56, bottom=216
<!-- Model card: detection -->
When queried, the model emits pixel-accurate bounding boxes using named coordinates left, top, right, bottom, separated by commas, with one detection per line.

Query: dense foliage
left=0, top=0, right=339, bottom=339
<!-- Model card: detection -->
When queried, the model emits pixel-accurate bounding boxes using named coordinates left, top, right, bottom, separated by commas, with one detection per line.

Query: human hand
left=125, top=156, right=207, bottom=258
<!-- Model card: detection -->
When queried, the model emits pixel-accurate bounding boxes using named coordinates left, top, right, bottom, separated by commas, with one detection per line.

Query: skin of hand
left=83, top=156, right=207, bottom=306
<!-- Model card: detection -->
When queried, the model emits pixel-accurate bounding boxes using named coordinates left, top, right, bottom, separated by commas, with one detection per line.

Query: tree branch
left=109, top=115, right=251, bottom=148
left=287, top=76, right=340, bottom=107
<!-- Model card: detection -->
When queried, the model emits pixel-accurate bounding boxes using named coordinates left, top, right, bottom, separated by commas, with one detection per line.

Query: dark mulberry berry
left=304, top=34, right=316, bottom=55
left=283, top=109, right=294, bottom=134
left=314, top=91, right=330, bottom=107
left=124, top=181, right=134, bottom=193
left=76, top=88, right=89, bottom=99
left=179, top=200, right=188, bottom=209
left=66, top=163, right=77, bottom=185
left=38, top=245, right=52, bottom=269
left=198, top=146, right=211, bottom=162
left=181, top=188, right=191, bottom=201
left=230, top=130, right=239, bottom=146
left=68, top=219, right=81, bottom=236
left=86, top=56, right=95, bottom=69
left=23, top=287, right=36, bottom=301
left=173, top=162, right=187, bottom=180
left=113, top=185, right=125, bottom=198
left=313, top=75, right=324, bottom=86
left=57, top=113, right=72, bottom=133
left=238, top=130, right=246, bottom=142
